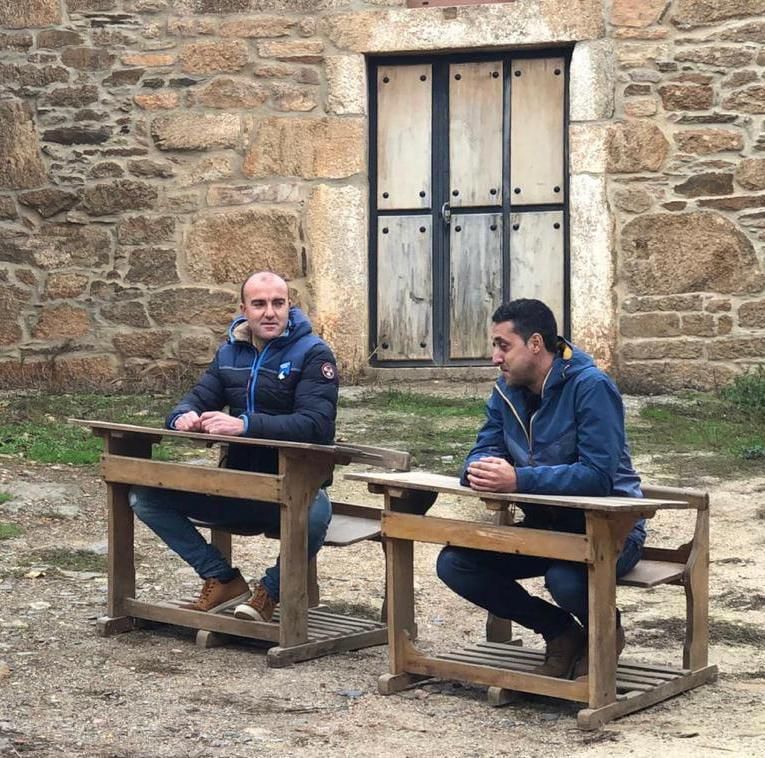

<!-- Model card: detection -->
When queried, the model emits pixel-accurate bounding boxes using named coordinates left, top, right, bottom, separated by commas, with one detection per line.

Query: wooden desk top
left=345, top=470, right=690, bottom=513
left=72, top=419, right=410, bottom=470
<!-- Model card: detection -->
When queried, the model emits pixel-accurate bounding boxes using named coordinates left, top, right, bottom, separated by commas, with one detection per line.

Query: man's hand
left=199, top=411, right=245, bottom=437
left=174, top=411, right=202, bottom=432
left=466, top=456, right=518, bottom=492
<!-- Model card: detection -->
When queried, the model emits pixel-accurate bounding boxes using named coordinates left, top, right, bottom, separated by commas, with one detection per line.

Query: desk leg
left=684, top=507, right=710, bottom=670
left=378, top=536, right=428, bottom=695
left=586, top=514, right=618, bottom=709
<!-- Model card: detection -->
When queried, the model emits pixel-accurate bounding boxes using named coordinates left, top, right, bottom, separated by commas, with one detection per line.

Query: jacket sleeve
left=239, top=345, right=338, bottom=444
left=514, top=373, right=625, bottom=496
left=460, top=391, right=511, bottom=485
left=165, top=350, right=227, bottom=429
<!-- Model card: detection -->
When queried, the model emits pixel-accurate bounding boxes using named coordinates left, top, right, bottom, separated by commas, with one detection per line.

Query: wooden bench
left=347, top=470, right=717, bottom=729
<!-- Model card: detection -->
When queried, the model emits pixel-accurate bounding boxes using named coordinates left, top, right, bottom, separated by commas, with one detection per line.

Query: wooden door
left=371, top=53, right=567, bottom=366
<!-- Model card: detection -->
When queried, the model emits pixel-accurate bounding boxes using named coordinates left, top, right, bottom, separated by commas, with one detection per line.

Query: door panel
left=449, top=213, right=502, bottom=359
left=377, top=64, right=432, bottom=211
left=510, top=57, right=565, bottom=206
left=509, top=210, right=565, bottom=330
left=377, top=216, right=433, bottom=360
left=449, top=61, right=504, bottom=208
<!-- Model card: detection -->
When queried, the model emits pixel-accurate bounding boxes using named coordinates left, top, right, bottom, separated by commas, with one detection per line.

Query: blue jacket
left=166, top=307, right=338, bottom=475
left=463, top=341, right=645, bottom=541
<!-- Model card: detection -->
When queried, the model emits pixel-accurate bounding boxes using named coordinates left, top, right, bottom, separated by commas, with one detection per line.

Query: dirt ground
left=1, top=389, right=764, bottom=757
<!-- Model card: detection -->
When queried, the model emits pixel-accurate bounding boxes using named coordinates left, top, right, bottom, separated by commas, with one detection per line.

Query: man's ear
left=239, top=301, right=245, bottom=314
left=530, top=333, right=543, bottom=354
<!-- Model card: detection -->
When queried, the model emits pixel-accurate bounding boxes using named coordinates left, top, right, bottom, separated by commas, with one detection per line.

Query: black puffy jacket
left=166, top=307, right=339, bottom=474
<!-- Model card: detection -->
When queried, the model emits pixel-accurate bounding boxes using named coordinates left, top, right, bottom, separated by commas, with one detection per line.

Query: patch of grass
left=22, top=548, right=107, bottom=573
left=720, top=366, right=765, bottom=411
left=0, top=491, right=12, bottom=505
left=627, top=393, right=765, bottom=479
left=0, top=392, right=193, bottom=465
left=0, top=521, right=23, bottom=540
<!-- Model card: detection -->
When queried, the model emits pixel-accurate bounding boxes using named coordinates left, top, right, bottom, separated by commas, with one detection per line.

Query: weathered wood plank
left=376, top=215, right=433, bottom=360
left=509, top=210, right=564, bottom=329
left=450, top=213, right=502, bottom=359
left=510, top=57, right=565, bottom=205
left=382, top=511, right=591, bottom=563
left=449, top=60, right=503, bottom=207
left=377, top=64, right=432, bottom=210
left=101, top=455, right=282, bottom=503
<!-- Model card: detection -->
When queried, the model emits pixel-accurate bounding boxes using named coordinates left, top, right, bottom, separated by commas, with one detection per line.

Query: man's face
left=491, top=320, right=538, bottom=388
left=240, top=276, right=290, bottom=342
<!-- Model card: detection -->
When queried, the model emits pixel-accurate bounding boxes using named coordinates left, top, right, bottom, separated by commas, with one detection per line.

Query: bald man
left=129, top=272, right=339, bottom=621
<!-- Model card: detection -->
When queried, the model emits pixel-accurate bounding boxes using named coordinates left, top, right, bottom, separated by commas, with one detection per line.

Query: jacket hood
left=497, top=338, right=597, bottom=398
left=227, top=306, right=313, bottom=346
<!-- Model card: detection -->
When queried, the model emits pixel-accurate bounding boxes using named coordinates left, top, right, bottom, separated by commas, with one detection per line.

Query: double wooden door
left=370, top=53, right=568, bottom=365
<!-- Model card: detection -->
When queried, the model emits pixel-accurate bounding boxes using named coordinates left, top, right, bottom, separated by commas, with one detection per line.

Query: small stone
left=674, top=172, right=734, bottom=197
left=674, top=129, right=744, bottom=155
left=0, top=31, right=33, bottom=50
left=611, top=0, right=666, bottom=27
left=739, top=301, right=765, bottom=327
left=326, top=55, right=366, bottom=115
left=674, top=46, right=755, bottom=68
left=258, top=39, right=324, bottom=63
left=29, top=601, right=51, bottom=611
left=672, top=0, right=765, bottom=29
left=151, top=113, right=240, bottom=150
left=606, top=120, right=669, bottom=172
left=624, top=98, right=657, bottom=117
left=125, top=247, right=179, bottom=285
left=41, top=84, right=99, bottom=108
left=90, top=161, right=124, bottom=178
left=179, top=39, right=249, bottom=75
left=37, top=29, right=84, bottom=48
left=722, top=85, right=765, bottom=114
left=735, top=158, right=765, bottom=190
left=134, top=91, right=179, bottom=109
left=33, top=304, right=91, bottom=339
left=118, top=215, right=175, bottom=244
left=100, top=300, right=150, bottom=328
left=0, top=660, right=10, bottom=679
left=44, top=272, right=89, bottom=299
left=18, top=188, right=78, bottom=217
left=121, top=52, right=175, bottom=67
left=218, top=16, right=295, bottom=38
left=0, top=1, right=61, bottom=28
left=270, top=83, right=317, bottom=112
left=192, top=77, right=268, bottom=108
left=61, top=46, right=114, bottom=71
left=148, top=288, right=237, bottom=328
left=612, top=187, right=652, bottom=213
left=42, top=126, right=111, bottom=145
left=82, top=180, right=157, bottom=216
left=0, top=100, right=48, bottom=189
left=103, top=68, right=144, bottom=86
left=658, top=83, right=713, bottom=111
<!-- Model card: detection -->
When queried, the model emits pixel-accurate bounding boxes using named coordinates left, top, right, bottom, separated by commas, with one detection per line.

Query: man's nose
left=491, top=349, right=503, bottom=366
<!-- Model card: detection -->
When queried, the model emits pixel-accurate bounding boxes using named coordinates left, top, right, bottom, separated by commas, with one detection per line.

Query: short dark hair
left=492, top=299, right=558, bottom=352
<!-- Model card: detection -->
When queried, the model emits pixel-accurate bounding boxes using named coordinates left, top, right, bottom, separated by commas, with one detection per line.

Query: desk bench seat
left=617, top=560, right=684, bottom=588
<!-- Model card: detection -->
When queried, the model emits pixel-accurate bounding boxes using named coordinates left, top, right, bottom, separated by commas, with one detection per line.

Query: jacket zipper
left=246, top=343, right=270, bottom=414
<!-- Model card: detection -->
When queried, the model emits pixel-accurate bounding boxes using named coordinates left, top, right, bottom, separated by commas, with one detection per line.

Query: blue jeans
left=128, top=485, right=332, bottom=601
left=436, top=534, right=643, bottom=640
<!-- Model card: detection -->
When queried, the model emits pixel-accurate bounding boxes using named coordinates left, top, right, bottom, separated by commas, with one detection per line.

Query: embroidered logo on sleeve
left=321, top=362, right=336, bottom=380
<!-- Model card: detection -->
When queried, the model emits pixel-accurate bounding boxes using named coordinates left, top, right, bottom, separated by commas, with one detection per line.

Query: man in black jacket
left=129, top=271, right=339, bottom=621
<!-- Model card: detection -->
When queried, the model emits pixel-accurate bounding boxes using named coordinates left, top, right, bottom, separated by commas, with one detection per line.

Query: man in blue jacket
left=436, top=299, right=644, bottom=678
left=129, top=271, right=338, bottom=622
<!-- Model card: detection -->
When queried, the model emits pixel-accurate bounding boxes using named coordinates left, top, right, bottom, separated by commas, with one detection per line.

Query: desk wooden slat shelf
left=75, top=419, right=407, bottom=666
left=346, top=470, right=718, bottom=729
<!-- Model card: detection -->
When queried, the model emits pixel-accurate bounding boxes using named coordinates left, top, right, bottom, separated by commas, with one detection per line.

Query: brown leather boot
left=535, top=623, right=586, bottom=678
left=180, top=572, right=250, bottom=613
left=574, top=624, right=626, bottom=679
left=233, top=581, right=277, bottom=622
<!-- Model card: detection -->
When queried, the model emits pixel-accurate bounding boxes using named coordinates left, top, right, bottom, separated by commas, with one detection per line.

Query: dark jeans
left=128, top=485, right=332, bottom=601
left=436, top=534, right=643, bottom=640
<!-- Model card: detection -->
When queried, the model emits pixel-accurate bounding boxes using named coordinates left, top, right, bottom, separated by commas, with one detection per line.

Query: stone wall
left=0, top=0, right=764, bottom=392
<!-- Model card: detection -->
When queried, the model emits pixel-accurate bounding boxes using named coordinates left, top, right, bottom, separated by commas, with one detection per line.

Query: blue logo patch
left=278, top=361, right=292, bottom=381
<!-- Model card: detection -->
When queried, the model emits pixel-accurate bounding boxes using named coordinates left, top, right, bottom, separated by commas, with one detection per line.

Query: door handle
left=440, top=202, right=451, bottom=224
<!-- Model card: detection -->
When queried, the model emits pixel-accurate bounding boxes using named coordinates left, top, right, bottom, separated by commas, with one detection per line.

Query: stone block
left=61, top=47, right=114, bottom=71
left=127, top=158, right=175, bottom=178
left=0, top=0, right=61, bottom=28
left=185, top=208, right=301, bottom=284
left=90, top=161, right=125, bottom=178
left=624, top=98, right=658, bottom=117
left=620, top=312, right=681, bottom=338
left=307, top=184, right=367, bottom=371
left=243, top=117, right=364, bottom=179
left=134, top=92, right=179, bottom=109
left=0, top=359, right=50, bottom=388
left=681, top=313, right=717, bottom=336
left=0, top=32, right=33, bottom=50
left=674, top=46, right=755, bottom=68
left=739, top=300, right=765, bottom=327
left=322, top=1, right=604, bottom=53
left=18, top=188, right=78, bottom=218
left=722, top=85, right=765, bottom=114
left=192, top=78, right=268, bottom=108
left=0, top=100, right=47, bottom=190
left=42, top=126, right=112, bottom=145
left=175, top=333, right=217, bottom=364
left=167, top=16, right=218, bottom=35
left=219, top=15, right=295, bottom=37
left=621, top=211, right=765, bottom=295
left=33, top=304, right=91, bottom=339
left=125, top=247, right=179, bottom=285
left=0, top=196, right=16, bottom=219
left=270, top=83, right=318, bottom=112
left=569, top=40, right=615, bottom=121
left=617, top=360, right=737, bottom=393
left=52, top=353, right=119, bottom=388
left=44, top=273, right=90, bottom=300
left=117, top=215, right=175, bottom=244
left=100, top=300, right=151, bottom=327
left=121, top=52, right=176, bottom=67
left=151, top=113, right=240, bottom=150
left=42, top=85, right=99, bottom=108
left=258, top=39, right=324, bottom=63
left=612, top=186, right=652, bottom=213
left=180, top=40, right=248, bottom=74
left=621, top=339, right=701, bottom=361
left=674, top=172, right=734, bottom=197
left=37, top=30, right=83, bottom=48
left=113, top=330, right=172, bottom=358
left=82, top=180, right=157, bottom=216
left=326, top=55, right=366, bottom=115
left=622, top=294, right=704, bottom=312
left=176, top=154, right=236, bottom=187
left=606, top=120, right=669, bottom=172
left=207, top=183, right=301, bottom=206
left=674, top=128, right=744, bottom=154
left=658, top=83, right=714, bottom=111
left=148, top=287, right=237, bottom=327
left=698, top=196, right=765, bottom=211
left=705, top=297, right=731, bottom=313
left=672, top=0, right=765, bottom=29
left=610, top=0, right=666, bottom=27
left=32, top=224, right=112, bottom=269
left=0, top=284, right=29, bottom=345
left=707, top=337, right=765, bottom=361
left=569, top=122, right=608, bottom=174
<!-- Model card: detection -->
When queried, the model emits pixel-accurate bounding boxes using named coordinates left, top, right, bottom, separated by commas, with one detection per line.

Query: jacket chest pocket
left=257, top=370, right=298, bottom=413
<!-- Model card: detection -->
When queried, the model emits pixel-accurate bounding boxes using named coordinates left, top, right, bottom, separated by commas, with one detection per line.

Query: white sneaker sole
left=233, top=602, right=270, bottom=621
